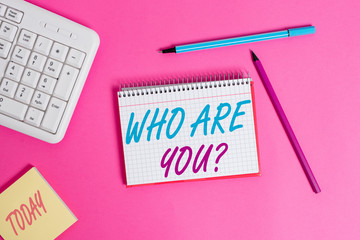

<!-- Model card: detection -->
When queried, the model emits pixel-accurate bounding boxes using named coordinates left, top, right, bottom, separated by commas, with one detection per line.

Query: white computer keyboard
left=0, top=0, right=99, bottom=143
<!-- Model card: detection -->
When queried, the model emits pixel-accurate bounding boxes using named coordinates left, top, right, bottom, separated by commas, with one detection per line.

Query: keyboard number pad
left=21, top=68, right=40, bottom=88
left=66, top=49, right=85, bottom=68
left=34, top=36, right=53, bottom=55
left=5, top=62, right=24, bottom=82
left=44, top=58, right=63, bottom=78
left=54, top=65, right=79, bottom=101
left=31, top=90, right=50, bottom=111
left=0, top=78, right=18, bottom=98
left=38, top=75, right=57, bottom=94
left=50, top=42, right=69, bottom=62
left=15, top=85, right=34, bottom=104
left=12, top=46, right=31, bottom=65
left=0, top=28, right=86, bottom=134
left=28, top=52, right=47, bottom=72
left=25, top=107, right=44, bottom=127
left=18, top=29, right=37, bottom=49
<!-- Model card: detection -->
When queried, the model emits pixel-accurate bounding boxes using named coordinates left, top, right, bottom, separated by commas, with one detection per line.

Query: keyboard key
left=5, top=8, right=23, bottom=23
left=53, top=65, right=79, bottom=101
left=66, top=48, right=85, bottom=68
left=15, top=84, right=34, bottom=104
left=5, top=62, right=24, bottom=82
left=0, top=4, right=7, bottom=16
left=31, top=90, right=50, bottom=110
left=37, top=75, right=57, bottom=94
left=0, top=78, right=18, bottom=98
left=18, top=29, right=37, bottom=49
left=21, top=68, right=41, bottom=88
left=0, top=22, right=18, bottom=42
left=28, top=52, right=47, bottom=72
left=0, top=38, right=11, bottom=58
left=34, top=36, right=53, bottom=55
left=41, top=97, right=66, bottom=133
left=12, top=46, right=31, bottom=65
left=44, top=58, right=63, bottom=78
left=25, top=107, right=44, bottom=127
left=50, top=42, right=69, bottom=62
left=0, top=95, right=28, bottom=120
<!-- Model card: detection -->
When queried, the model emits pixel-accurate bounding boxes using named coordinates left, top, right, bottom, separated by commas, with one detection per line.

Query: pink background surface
left=1, top=0, right=360, bottom=239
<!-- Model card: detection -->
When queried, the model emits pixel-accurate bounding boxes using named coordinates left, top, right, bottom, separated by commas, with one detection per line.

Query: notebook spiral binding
left=119, top=72, right=250, bottom=98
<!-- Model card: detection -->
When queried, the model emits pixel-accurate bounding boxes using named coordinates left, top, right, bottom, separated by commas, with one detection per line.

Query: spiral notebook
left=118, top=74, right=260, bottom=186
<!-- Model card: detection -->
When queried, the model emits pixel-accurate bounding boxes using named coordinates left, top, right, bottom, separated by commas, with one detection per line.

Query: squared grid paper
left=118, top=79, right=259, bottom=186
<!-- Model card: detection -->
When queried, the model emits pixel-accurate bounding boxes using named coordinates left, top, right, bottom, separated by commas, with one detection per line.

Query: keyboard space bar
left=0, top=95, right=28, bottom=120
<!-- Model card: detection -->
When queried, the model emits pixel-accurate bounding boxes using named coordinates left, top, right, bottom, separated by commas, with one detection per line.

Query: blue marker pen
left=161, top=26, right=315, bottom=53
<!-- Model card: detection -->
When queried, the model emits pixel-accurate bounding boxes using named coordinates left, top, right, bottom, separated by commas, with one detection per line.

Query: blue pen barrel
left=175, top=26, right=315, bottom=53
left=176, top=30, right=289, bottom=53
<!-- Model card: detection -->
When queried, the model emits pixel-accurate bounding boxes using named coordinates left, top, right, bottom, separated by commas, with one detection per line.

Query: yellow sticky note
left=0, top=167, right=77, bottom=240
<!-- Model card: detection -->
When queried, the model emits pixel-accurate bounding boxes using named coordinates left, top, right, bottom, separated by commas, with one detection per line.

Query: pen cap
left=288, top=26, right=315, bottom=37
